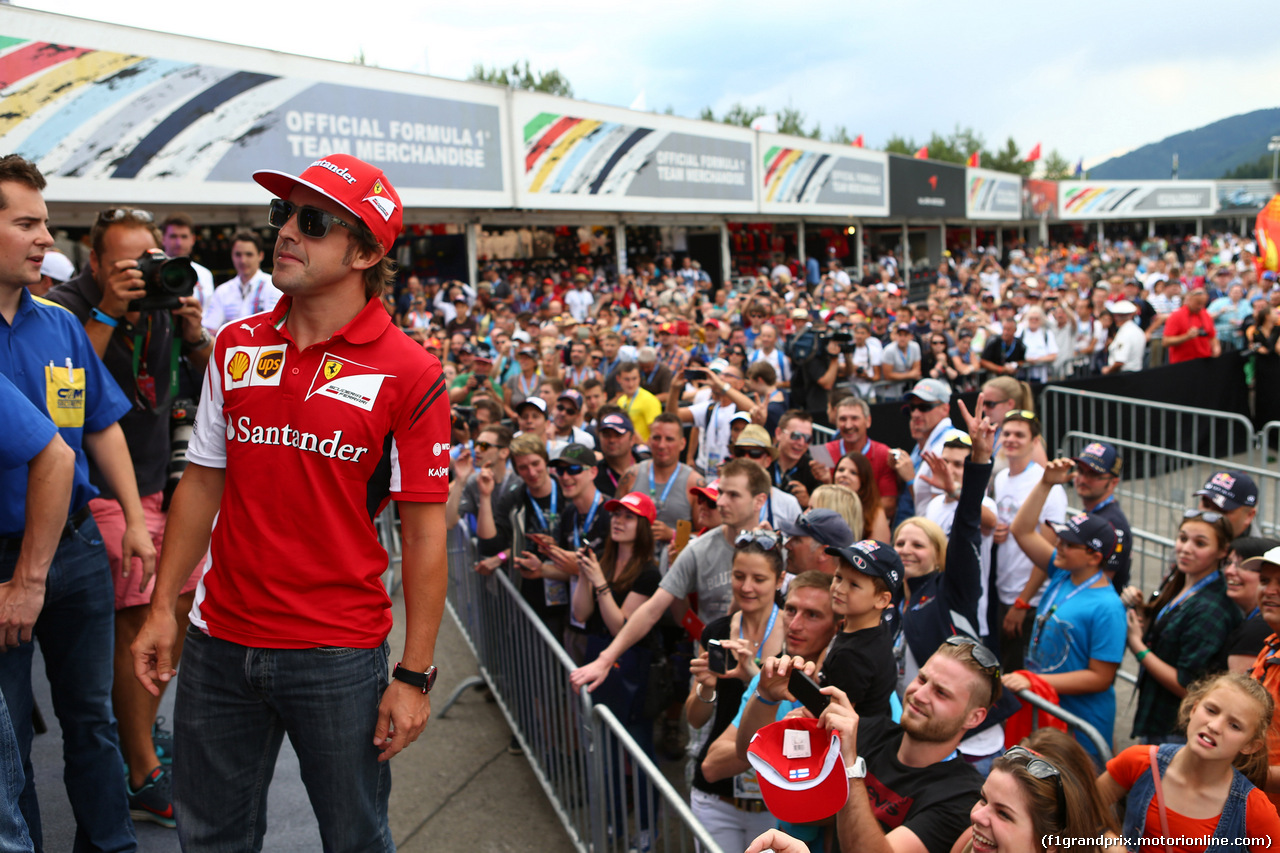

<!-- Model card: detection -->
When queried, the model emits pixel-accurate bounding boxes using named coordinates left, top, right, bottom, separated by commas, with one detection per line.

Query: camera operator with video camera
left=784, top=308, right=843, bottom=427
left=45, top=206, right=211, bottom=826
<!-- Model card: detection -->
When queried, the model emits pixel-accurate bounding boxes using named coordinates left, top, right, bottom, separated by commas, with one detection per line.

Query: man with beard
left=593, top=411, right=636, bottom=498
left=615, top=413, right=704, bottom=558
left=748, top=637, right=994, bottom=853
left=817, top=396, right=898, bottom=516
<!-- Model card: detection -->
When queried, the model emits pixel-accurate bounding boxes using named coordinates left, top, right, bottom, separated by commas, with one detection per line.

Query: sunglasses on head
left=97, top=207, right=154, bottom=224
left=1003, top=409, right=1039, bottom=424
left=944, top=635, right=1001, bottom=678
left=267, top=198, right=358, bottom=240
left=735, top=530, right=783, bottom=550
left=1184, top=508, right=1225, bottom=524
left=1001, top=746, right=1065, bottom=819
left=554, top=464, right=587, bottom=477
left=733, top=446, right=769, bottom=460
left=474, top=441, right=507, bottom=452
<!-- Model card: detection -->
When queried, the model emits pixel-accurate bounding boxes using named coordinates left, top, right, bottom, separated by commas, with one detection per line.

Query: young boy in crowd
left=817, top=539, right=902, bottom=719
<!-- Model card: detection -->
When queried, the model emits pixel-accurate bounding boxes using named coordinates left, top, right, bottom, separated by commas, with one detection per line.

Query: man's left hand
left=171, top=296, right=206, bottom=345
left=122, top=521, right=158, bottom=593
left=375, top=679, right=431, bottom=762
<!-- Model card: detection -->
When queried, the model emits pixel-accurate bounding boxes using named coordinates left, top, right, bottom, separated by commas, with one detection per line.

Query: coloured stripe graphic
left=762, top=146, right=838, bottom=204
left=522, top=113, right=657, bottom=196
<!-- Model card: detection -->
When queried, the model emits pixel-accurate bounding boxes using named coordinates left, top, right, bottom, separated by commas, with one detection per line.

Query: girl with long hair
left=1099, top=673, right=1280, bottom=851
left=832, top=452, right=890, bottom=541
left=1127, top=510, right=1242, bottom=744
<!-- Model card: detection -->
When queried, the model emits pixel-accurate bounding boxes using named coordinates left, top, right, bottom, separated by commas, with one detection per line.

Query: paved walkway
left=28, top=595, right=575, bottom=852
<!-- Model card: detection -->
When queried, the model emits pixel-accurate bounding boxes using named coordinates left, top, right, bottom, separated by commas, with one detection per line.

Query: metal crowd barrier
left=436, top=521, right=723, bottom=853
left=1042, top=386, right=1258, bottom=469
left=1058, top=431, right=1280, bottom=541
left=1013, top=689, right=1113, bottom=764
left=1262, top=421, right=1280, bottom=456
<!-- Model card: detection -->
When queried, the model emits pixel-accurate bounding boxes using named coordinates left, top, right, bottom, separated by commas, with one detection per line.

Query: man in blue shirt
left=0, top=154, right=155, bottom=851
left=1, top=374, right=77, bottom=853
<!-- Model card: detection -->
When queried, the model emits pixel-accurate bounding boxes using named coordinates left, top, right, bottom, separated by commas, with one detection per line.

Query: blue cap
left=1073, top=441, right=1122, bottom=477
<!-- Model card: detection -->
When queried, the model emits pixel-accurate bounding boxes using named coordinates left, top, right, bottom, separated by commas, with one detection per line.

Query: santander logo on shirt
left=225, top=416, right=371, bottom=462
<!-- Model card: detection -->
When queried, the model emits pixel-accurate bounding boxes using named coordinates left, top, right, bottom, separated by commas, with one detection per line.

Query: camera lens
left=159, top=257, right=198, bottom=294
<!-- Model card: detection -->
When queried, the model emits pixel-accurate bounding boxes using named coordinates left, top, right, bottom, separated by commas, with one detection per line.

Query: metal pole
left=466, top=221, right=478, bottom=290
left=902, top=221, right=911, bottom=288
left=1196, top=218, right=1203, bottom=238
left=796, top=220, right=806, bottom=285
left=996, top=226, right=1003, bottom=257
left=1096, top=221, right=1104, bottom=246
left=855, top=222, right=864, bottom=280
left=615, top=223, right=627, bottom=276
left=939, top=222, right=947, bottom=266
left=720, top=222, right=731, bottom=288
left=970, top=226, right=977, bottom=251
left=1147, top=219, right=1155, bottom=239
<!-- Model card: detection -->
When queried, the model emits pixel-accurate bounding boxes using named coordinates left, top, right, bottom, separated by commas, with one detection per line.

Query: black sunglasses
left=555, top=404, right=578, bottom=413
left=474, top=441, right=507, bottom=452
left=735, top=530, right=783, bottom=550
left=944, top=635, right=1002, bottom=680
left=1002, top=746, right=1065, bottom=820
left=554, top=464, right=588, bottom=477
left=902, top=402, right=939, bottom=413
left=787, top=431, right=811, bottom=444
left=733, top=446, right=769, bottom=460
left=267, top=198, right=358, bottom=240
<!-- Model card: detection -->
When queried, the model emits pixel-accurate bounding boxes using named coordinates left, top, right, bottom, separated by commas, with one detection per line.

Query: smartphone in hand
left=707, top=639, right=736, bottom=675
left=788, top=669, right=830, bottom=717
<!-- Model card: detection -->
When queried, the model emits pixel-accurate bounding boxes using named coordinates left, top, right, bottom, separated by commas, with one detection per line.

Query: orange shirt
left=1250, top=633, right=1280, bottom=810
left=1107, top=745, right=1280, bottom=853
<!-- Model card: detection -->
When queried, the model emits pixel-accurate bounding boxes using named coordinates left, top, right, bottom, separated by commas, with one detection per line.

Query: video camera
left=128, top=249, right=198, bottom=312
left=819, top=331, right=855, bottom=353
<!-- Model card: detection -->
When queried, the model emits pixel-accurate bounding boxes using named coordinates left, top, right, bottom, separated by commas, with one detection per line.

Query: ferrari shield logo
left=324, top=359, right=343, bottom=380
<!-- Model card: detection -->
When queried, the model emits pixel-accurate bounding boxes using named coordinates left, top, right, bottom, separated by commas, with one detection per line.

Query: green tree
left=986, top=137, right=1034, bottom=176
left=777, top=106, right=819, bottom=139
left=469, top=60, right=573, bottom=97
left=828, top=126, right=853, bottom=145
left=884, top=134, right=917, bottom=156
left=699, top=106, right=717, bottom=122
left=1042, top=149, right=1072, bottom=180
left=1222, top=153, right=1273, bottom=179
left=719, top=103, right=767, bottom=128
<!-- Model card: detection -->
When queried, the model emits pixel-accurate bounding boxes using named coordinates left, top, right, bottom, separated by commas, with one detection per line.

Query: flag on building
left=913, top=146, right=928, bottom=160
left=967, top=151, right=980, bottom=168
left=852, top=135, right=864, bottom=148
left=1024, top=143, right=1042, bottom=162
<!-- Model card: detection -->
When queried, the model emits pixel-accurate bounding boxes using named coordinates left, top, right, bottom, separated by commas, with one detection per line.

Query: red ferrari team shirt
left=187, top=295, right=450, bottom=649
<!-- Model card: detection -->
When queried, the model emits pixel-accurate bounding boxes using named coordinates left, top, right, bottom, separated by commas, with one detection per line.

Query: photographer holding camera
left=46, top=207, right=211, bottom=826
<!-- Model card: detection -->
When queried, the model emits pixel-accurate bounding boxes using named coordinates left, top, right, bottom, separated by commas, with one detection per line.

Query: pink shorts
left=90, top=492, right=204, bottom=611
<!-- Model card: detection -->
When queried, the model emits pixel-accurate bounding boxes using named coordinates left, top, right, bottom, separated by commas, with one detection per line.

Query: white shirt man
left=203, top=235, right=282, bottom=331
left=1104, top=303, right=1146, bottom=373
left=564, top=283, right=594, bottom=322
left=748, top=324, right=790, bottom=387
left=161, top=217, right=215, bottom=312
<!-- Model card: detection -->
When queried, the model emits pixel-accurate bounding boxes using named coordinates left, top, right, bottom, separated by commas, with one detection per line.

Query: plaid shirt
left=657, top=344, right=688, bottom=375
left=1132, top=575, right=1241, bottom=739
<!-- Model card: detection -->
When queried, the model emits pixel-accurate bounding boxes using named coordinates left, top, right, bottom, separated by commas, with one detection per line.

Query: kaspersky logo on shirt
left=307, top=353, right=394, bottom=412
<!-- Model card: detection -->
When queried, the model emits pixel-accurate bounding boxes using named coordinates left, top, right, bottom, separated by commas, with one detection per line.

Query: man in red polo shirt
left=1162, top=286, right=1220, bottom=364
left=131, top=154, right=449, bottom=850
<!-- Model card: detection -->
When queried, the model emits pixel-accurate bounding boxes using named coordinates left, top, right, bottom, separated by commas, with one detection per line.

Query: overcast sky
left=16, top=0, right=1280, bottom=167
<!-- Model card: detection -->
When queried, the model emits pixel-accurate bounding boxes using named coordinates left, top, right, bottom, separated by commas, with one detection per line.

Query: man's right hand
left=0, top=578, right=46, bottom=650
left=97, top=258, right=147, bottom=318
left=131, top=608, right=179, bottom=696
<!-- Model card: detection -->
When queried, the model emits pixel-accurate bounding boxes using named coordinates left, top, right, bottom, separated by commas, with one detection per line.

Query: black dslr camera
left=129, top=249, right=198, bottom=311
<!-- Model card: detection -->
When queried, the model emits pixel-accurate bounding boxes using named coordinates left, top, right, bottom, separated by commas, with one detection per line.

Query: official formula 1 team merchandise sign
left=1058, top=181, right=1217, bottom=219
left=757, top=134, right=889, bottom=217
left=512, top=91, right=757, bottom=213
left=887, top=156, right=966, bottom=219
left=965, top=167, right=1021, bottom=220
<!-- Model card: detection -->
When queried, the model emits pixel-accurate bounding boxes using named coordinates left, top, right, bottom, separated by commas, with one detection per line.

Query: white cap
left=1108, top=300, right=1138, bottom=314
left=40, top=252, right=75, bottom=283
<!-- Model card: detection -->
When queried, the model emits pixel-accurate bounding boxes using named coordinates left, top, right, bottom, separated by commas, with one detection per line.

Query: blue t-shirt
left=0, top=290, right=130, bottom=534
left=1026, top=554, right=1127, bottom=760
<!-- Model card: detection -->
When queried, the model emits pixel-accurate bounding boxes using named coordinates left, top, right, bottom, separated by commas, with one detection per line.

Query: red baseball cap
left=688, top=481, right=719, bottom=503
left=253, top=154, right=403, bottom=253
left=603, top=492, right=656, bottom=524
left=747, top=717, right=848, bottom=824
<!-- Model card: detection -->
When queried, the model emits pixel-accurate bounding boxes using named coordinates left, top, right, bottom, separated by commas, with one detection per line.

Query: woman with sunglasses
left=686, top=531, right=786, bottom=853
left=832, top=453, right=890, bottom=542
left=923, top=334, right=958, bottom=386
left=1127, top=510, right=1242, bottom=744
left=979, top=376, right=1047, bottom=481
left=1001, top=459, right=1126, bottom=764
left=892, top=393, right=996, bottom=695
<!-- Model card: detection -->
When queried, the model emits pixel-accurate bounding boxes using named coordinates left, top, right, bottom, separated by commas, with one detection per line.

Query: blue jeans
left=0, top=516, right=134, bottom=853
left=0, top=690, right=33, bottom=853
left=173, top=628, right=393, bottom=852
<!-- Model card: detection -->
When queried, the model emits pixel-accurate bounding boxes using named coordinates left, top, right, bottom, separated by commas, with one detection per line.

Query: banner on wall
left=512, top=92, right=756, bottom=213
left=1058, top=181, right=1216, bottom=219
left=757, top=135, right=888, bottom=216
left=1217, top=181, right=1280, bottom=214
left=1023, top=179, right=1059, bottom=221
left=0, top=11, right=511, bottom=208
left=965, top=168, right=1022, bottom=220
left=887, top=156, right=965, bottom=218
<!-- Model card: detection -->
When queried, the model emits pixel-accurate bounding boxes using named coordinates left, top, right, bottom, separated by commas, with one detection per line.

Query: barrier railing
left=1262, top=421, right=1280, bottom=455
left=1058, top=431, right=1280, bottom=541
left=1042, top=386, right=1258, bottom=469
left=437, top=521, right=723, bottom=853
left=1013, top=689, right=1113, bottom=764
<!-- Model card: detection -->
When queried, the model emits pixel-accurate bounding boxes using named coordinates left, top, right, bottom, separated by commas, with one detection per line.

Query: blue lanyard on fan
left=528, top=480, right=559, bottom=531
left=741, top=604, right=780, bottom=666
left=1156, top=571, right=1220, bottom=625
left=1033, top=571, right=1103, bottom=651
left=572, top=492, right=602, bottom=549
left=649, top=463, right=679, bottom=507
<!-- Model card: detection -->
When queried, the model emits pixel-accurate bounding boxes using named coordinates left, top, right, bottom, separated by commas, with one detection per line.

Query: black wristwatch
left=392, top=662, right=438, bottom=694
